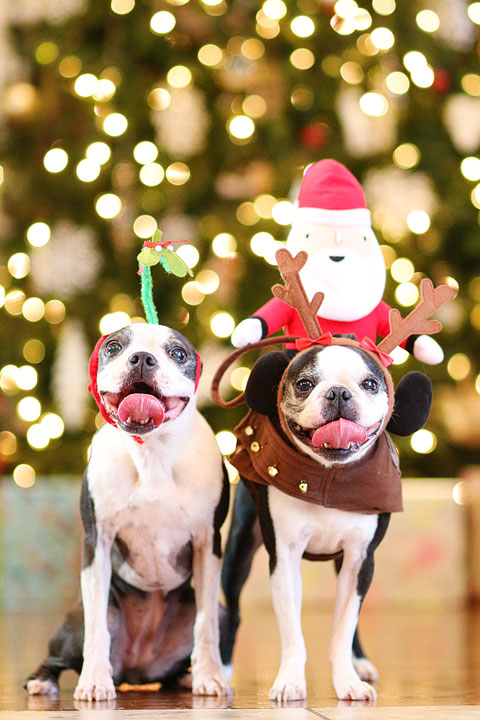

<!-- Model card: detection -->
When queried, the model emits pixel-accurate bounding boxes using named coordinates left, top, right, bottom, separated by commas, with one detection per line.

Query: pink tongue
left=311, top=418, right=367, bottom=449
left=118, top=393, right=165, bottom=426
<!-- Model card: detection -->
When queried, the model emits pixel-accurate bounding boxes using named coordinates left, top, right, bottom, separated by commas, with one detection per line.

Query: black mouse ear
left=244, top=351, right=289, bottom=417
left=387, top=371, right=433, bottom=436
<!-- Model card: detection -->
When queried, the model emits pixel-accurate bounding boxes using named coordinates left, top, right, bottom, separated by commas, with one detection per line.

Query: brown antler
left=377, top=278, right=455, bottom=355
left=273, top=248, right=324, bottom=339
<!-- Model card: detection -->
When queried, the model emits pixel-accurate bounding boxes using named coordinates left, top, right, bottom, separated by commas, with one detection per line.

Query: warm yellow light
left=447, top=353, right=471, bottom=381
left=241, top=38, right=265, bottom=60
left=103, top=113, right=128, bottom=136
left=237, top=202, right=259, bottom=226
left=74, top=73, right=99, bottom=97
left=411, top=65, right=435, bottom=88
left=22, top=297, right=45, bottom=323
left=5, top=290, right=26, bottom=316
left=0, top=285, right=4, bottom=308
left=340, top=61, right=364, bottom=84
left=256, top=16, right=280, bottom=38
left=165, top=162, right=190, bottom=185
left=0, top=431, right=17, bottom=456
left=92, top=78, right=116, bottom=102
left=27, top=423, right=50, bottom=450
left=264, top=240, right=285, bottom=265
left=35, top=42, right=59, bottom=65
left=41, top=412, right=65, bottom=439
left=44, top=299, right=66, bottom=324
left=139, top=163, right=164, bottom=186
left=395, top=282, right=419, bottom=307
left=133, top=215, right=157, bottom=239
left=475, top=373, right=480, bottom=394
left=416, top=9, right=440, bottom=32
left=407, top=209, right=430, bottom=234
left=359, top=92, right=388, bottom=116
left=13, top=464, right=36, bottom=488
left=215, top=430, right=237, bottom=455
left=254, top=194, right=276, bottom=219
left=354, top=8, right=372, bottom=29
left=272, top=200, right=294, bottom=225
left=147, top=88, right=171, bottom=109
left=372, top=0, right=395, bottom=15
left=23, top=223, right=46, bottom=250
left=111, top=0, right=135, bottom=14
left=17, top=396, right=41, bottom=422
left=290, top=48, right=315, bottom=70
left=182, top=281, right=205, bottom=305
left=8, top=253, right=30, bottom=279
left=133, top=141, right=158, bottom=164
left=461, top=157, right=480, bottom=182
left=230, top=367, right=250, bottom=391
left=43, top=148, right=68, bottom=173
left=96, top=193, right=122, bottom=219
left=262, top=0, right=287, bottom=20
left=166, top=66, right=192, bottom=88
left=198, top=44, right=224, bottom=67
left=196, top=269, right=220, bottom=294
left=76, top=159, right=101, bottom=182
left=334, top=0, right=359, bottom=19
left=391, top=257, right=414, bottom=283
left=331, top=14, right=356, bottom=35
left=390, top=346, right=409, bottom=365
left=99, top=312, right=130, bottom=334
left=467, top=2, right=480, bottom=24
left=411, top=429, right=437, bottom=454
left=210, top=311, right=235, bottom=338
left=370, top=27, right=395, bottom=49
left=228, top=115, right=255, bottom=140
left=386, top=71, right=409, bottom=94
left=250, top=231, right=275, bottom=256
left=150, top=10, right=176, bottom=34
left=393, top=143, right=420, bottom=169
left=0, top=365, right=19, bottom=392
left=86, top=142, right=111, bottom=165
left=176, top=245, right=200, bottom=268
left=471, top=184, right=480, bottom=209
left=290, top=15, right=315, bottom=37
left=212, top=233, right=237, bottom=258
left=461, top=74, right=480, bottom=97
left=59, top=56, right=82, bottom=78
left=16, top=366, right=38, bottom=391
left=403, top=51, right=427, bottom=72
left=242, top=95, right=267, bottom=118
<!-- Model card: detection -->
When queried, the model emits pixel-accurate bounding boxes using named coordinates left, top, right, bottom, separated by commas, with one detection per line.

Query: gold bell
left=267, top=465, right=278, bottom=478
left=250, top=441, right=260, bottom=453
left=245, top=425, right=254, bottom=436
left=299, top=482, right=308, bottom=494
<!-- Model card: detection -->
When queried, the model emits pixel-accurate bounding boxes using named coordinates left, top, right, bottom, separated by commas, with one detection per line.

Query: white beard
left=297, top=247, right=386, bottom=321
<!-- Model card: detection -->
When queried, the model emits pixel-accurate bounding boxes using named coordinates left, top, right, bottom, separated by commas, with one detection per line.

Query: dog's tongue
left=311, top=418, right=367, bottom=449
left=118, top=393, right=164, bottom=426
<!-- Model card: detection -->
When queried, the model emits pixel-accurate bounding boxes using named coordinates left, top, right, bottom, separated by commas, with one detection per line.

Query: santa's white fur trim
left=293, top=206, right=371, bottom=228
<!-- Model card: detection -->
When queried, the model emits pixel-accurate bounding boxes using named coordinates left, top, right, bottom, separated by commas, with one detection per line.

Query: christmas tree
left=0, top=0, right=479, bottom=485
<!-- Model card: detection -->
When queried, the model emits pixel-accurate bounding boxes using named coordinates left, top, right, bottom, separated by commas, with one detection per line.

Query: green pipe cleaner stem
left=140, top=266, right=159, bottom=324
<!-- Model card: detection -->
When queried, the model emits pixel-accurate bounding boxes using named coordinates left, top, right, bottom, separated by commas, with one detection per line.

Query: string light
left=0, top=431, right=17, bottom=456
left=176, top=245, right=200, bottom=268
left=198, top=44, right=224, bottom=67
left=461, top=157, right=480, bottom=182
left=393, top=143, right=420, bottom=169
left=411, top=429, right=437, bottom=454
left=133, top=215, right=157, bottom=238
left=166, top=66, right=192, bottom=88
left=99, top=312, right=131, bottom=334
left=4, top=290, right=26, bottom=316
left=44, top=300, right=66, bottom=324
left=41, top=413, right=65, bottom=439
left=8, top=253, right=30, bottom=279
left=447, top=353, right=471, bottom=381
left=227, top=115, right=255, bottom=140
left=103, top=113, right=128, bottom=136
left=96, top=193, right=122, bottom=219
left=139, top=163, right=164, bottom=186
left=86, top=142, right=111, bottom=164
left=43, top=148, right=68, bottom=173
left=290, top=49, right=315, bottom=70
left=290, top=16, right=315, bottom=37
left=165, top=162, right=190, bottom=185
left=22, top=298, right=45, bottom=322
left=391, top=257, right=414, bottom=282
left=416, top=10, right=440, bottom=32
left=13, top=464, right=36, bottom=488
left=16, top=366, right=38, bottom=390
left=210, top=311, right=235, bottom=337
left=370, top=27, right=395, bottom=50
left=74, top=73, right=99, bottom=97
left=150, top=11, right=176, bottom=34
left=133, top=141, right=158, bottom=164
left=182, top=281, right=205, bottom=305
left=76, top=159, right=101, bottom=182
left=395, top=282, right=419, bottom=306
left=243, top=95, right=267, bottom=118
left=196, top=270, right=220, bottom=294
left=215, top=430, right=237, bottom=455
left=386, top=71, right=409, bottom=94
left=272, top=200, right=294, bottom=225
left=27, top=423, right=50, bottom=450
left=359, top=92, right=388, bottom=116
left=111, top=0, right=135, bottom=14
left=254, top=194, right=276, bottom=218
left=372, top=0, right=395, bottom=15
left=467, top=2, right=480, bottom=24
left=407, top=210, right=430, bottom=234
left=212, top=233, right=237, bottom=257
left=262, top=0, right=287, bottom=20
left=17, top=396, right=41, bottom=422
left=230, top=367, right=250, bottom=391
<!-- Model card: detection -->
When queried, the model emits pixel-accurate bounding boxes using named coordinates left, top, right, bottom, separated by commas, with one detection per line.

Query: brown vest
left=230, top=410, right=403, bottom=515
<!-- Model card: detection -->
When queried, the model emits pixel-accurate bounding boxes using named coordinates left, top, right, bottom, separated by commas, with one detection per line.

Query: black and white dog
left=26, top=323, right=229, bottom=701
left=221, top=341, right=432, bottom=702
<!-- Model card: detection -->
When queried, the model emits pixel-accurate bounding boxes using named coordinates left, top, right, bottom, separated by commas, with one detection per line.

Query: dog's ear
left=387, top=371, right=432, bottom=436
left=244, top=351, right=290, bottom=417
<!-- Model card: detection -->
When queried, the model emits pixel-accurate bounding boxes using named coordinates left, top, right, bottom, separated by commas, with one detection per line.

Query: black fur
left=80, top=473, right=96, bottom=568
left=244, top=351, right=289, bottom=417
left=386, top=372, right=432, bottom=436
left=213, top=464, right=230, bottom=558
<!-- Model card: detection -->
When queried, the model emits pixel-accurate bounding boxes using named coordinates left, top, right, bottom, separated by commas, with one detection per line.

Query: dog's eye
left=105, top=340, right=122, bottom=355
left=296, top=378, right=313, bottom=393
left=169, top=346, right=187, bottom=364
left=361, top=377, right=378, bottom=392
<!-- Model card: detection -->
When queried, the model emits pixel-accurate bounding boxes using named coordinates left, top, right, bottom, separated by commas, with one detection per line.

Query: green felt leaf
left=160, top=247, right=193, bottom=277
left=137, top=248, right=161, bottom=266
left=152, top=228, right=163, bottom=244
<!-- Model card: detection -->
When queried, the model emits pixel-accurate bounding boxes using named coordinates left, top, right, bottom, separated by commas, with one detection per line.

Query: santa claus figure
left=232, top=159, right=443, bottom=364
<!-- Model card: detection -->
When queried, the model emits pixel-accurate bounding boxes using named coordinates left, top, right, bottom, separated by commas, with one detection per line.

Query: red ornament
left=299, top=122, right=329, bottom=150
left=432, top=68, right=451, bottom=94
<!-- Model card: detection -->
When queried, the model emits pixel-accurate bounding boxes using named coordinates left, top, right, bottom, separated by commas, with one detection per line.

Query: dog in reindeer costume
left=232, top=159, right=444, bottom=365
left=213, top=248, right=453, bottom=701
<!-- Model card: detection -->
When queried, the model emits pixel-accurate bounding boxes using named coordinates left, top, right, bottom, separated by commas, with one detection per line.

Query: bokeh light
left=447, top=353, right=471, bottom=381
left=210, top=311, right=235, bottom=337
left=215, top=430, right=237, bottom=455
left=17, top=396, right=41, bottom=422
left=43, top=148, right=68, bottom=173
left=411, top=429, right=437, bottom=454
left=103, top=113, right=128, bottom=136
left=99, top=312, right=131, bottom=334
left=13, top=464, right=36, bottom=488
left=407, top=210, right=430, bottom=234
left=26, top=222, right=50, bottom=247
left=212, top=233, right=237, bottom=257
left=96, top=193, right=122, bottom=219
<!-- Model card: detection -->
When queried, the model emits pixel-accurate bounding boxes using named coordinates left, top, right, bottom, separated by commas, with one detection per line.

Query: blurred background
left=0, top=0, right=479, bottom=610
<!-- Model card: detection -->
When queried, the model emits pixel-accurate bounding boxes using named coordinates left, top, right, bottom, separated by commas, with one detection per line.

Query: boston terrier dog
left=26, top=323, right=229, bottom=701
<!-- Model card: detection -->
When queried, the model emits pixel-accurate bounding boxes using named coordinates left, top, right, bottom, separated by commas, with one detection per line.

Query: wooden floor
left=1, top=606, right=480, bottom=718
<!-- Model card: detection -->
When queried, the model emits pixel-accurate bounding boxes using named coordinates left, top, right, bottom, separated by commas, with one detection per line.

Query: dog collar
left=88, top=334, right=201, bottom=445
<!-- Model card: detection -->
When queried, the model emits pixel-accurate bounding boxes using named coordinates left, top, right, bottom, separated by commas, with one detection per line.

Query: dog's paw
left=25, top=677, right=59, bottom=696
left=334, top=677, right=377, bottom=702
left=269, top=680, right=306, bottom=702
left=74, top=669, right=116, bottom=702
left=353, top=657, right=378, bottom=684
left=192, top=668, right=229, bottom=697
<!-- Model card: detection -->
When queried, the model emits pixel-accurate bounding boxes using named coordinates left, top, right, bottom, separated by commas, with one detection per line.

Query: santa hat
left=294, top=159, right=371, bottom=228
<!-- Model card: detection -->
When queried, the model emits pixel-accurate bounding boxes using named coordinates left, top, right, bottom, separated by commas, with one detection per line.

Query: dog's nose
left=128, top=352, right=158, bottom=371
left=325, top=385, right=352, bottom=410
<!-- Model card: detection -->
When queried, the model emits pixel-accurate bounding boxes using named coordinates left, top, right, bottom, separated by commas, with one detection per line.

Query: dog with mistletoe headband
left=212, top=248, right=453, bottom=702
